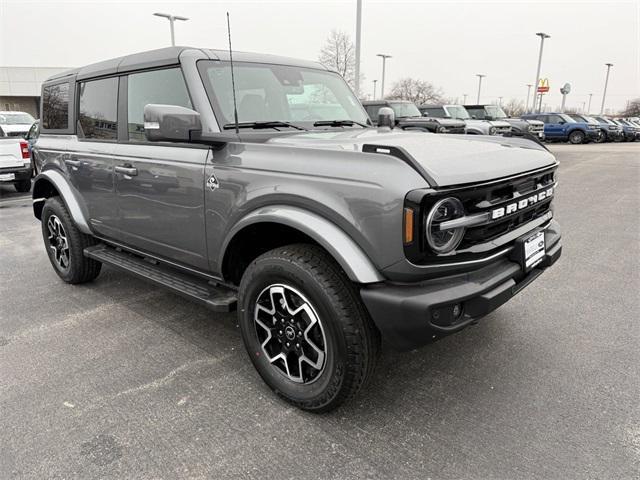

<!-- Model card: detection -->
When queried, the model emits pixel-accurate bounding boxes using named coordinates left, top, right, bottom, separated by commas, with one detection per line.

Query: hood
left=487, top=120, right=511, bottom=127
left=435, top=118, right=466, bottom=127
left=0, top=124, right=30, bottom=134
left=267, top=129, right=556, bottom=187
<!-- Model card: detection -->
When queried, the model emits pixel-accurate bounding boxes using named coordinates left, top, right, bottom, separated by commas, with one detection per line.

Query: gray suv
left=32, top=47, right=562, bottom=412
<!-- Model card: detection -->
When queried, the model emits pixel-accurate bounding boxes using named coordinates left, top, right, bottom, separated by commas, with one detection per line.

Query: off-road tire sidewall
left=41, top=197, right=101, bottom=284
left=238, top=245, right=379, bottom=412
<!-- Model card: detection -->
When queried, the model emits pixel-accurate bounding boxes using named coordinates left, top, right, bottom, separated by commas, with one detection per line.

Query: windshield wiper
left=313, top=119, right=369, bottom=128
left=222, top=121, right=307, bottom=131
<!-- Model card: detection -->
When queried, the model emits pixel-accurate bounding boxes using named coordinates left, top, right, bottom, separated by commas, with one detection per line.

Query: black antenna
left=227, top=12, right=240, bottom=135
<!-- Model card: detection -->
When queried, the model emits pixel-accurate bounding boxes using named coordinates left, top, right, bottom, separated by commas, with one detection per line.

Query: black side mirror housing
left=144, top=104, right=202, bottom=142
left=377, top=107, right=395, bottom=129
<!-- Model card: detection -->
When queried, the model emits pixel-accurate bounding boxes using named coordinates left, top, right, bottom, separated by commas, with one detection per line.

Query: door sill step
left=84, top=244, right=237, bottom=312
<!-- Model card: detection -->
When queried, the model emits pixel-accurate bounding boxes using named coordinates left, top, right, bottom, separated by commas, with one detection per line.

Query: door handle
left=115, top=165, right=138, bottom=177
left=65, top=159, right=81, bottom=167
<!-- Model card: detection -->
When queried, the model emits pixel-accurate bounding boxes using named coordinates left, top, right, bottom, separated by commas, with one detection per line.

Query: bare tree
left=621, top=98, right=640, bottom=116
left=319, top=30, right=357, bottom=90
left=386, top=78, right=443, bottom=105
left=502, top=98, right=525, bottom=117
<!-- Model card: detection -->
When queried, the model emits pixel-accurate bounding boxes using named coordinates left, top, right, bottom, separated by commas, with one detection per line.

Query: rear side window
left=78, top=77, right=118, bottom=140
left=42, top=83, right=69, bottom=129
left=365, top=105, right=381, bottom=119
left=127, top=68, right=191, bottom=141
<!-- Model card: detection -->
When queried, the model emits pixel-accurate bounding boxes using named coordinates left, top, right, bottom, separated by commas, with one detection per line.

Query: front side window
left=78, top=77, right=118, bottom=140
left=42, top=83, right=69, bottom=130
left=199, top=61, right=369, bottom=129
left=127, top=68, right=192, bottom=141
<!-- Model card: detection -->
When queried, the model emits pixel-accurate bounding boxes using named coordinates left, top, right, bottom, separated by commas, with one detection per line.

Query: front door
left=112, top=67, right=209, bottom=270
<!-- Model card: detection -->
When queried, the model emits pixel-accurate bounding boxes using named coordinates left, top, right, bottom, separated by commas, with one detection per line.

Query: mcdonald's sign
left=537, top=78, right=550, bottom=93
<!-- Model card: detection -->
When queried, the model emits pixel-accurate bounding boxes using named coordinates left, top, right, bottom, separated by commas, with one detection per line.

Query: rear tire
left=568, top=130, right=585, bottom=144
left=238, top=244, right=380, bottom=412
left=14, top=180, right=31, bottom=192
left=41, top=197, right=102, bottom=284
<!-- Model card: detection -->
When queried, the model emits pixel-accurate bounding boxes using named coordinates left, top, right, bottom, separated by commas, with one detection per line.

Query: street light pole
left=525, top=84, right=533, bottom=112
left=377, top=54, right=392, bottom=99
left=462, top=93, right=468, bottom=105
left=532, top=32, right=550, bottom=113
left=600, top=63, right=613, bottom=115
left=498, top=96, right=503, bottom=106
left=153, top=12, right=189, bottom=46
left=372, top=80, right=378, bottom=100
left=475, top=74, right=485, bottom=103
left=587, top=93, right=593, bottom=113
left=354, top=0, right=362, bottom=96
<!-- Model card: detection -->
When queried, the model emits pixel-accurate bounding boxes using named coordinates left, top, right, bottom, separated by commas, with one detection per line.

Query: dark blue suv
left=522, top=113, right=599, bottom=144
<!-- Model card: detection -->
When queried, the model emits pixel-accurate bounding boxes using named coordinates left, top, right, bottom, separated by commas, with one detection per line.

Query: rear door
left=67, top=77, right=119, bottom=238
left=112, top=67, right=210, bottom=270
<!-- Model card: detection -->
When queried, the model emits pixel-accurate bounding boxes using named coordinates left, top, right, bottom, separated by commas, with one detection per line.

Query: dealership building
left=1, top=66, right=71, bottom=118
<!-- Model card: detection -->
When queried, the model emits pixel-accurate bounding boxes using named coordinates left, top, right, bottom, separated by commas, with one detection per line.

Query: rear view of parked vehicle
left=0, top=111, right=36, bottom=138
left=0, top=137, right=33, bottom=192
left=522, top=113, right=599, bottom=144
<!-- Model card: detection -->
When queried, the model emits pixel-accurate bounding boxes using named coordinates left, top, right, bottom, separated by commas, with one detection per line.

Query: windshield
left=199, top=61, right=369, bottom=129
left=445, top=105, right=470, bottom=120
left=468, top=105, right=507, bottom=119
left=389, top=103, right=421, bottom=118
left=0, top=113, right=35, bottom=125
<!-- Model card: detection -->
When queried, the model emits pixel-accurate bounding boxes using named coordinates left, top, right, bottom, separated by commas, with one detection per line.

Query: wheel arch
left=220, top=206, right=384, bottom=285
left=32, top=170, right=92, bottom=234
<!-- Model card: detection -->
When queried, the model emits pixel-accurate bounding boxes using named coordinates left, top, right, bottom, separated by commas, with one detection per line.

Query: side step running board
left=84, top=244, right=237, bottom=312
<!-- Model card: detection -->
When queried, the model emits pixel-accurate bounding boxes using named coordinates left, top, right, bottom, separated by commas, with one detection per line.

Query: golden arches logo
left=537, top=78, right=550, bottom=93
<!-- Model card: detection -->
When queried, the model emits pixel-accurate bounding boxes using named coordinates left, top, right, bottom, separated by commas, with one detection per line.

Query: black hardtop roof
left=44, top=46, right=329, bottom=83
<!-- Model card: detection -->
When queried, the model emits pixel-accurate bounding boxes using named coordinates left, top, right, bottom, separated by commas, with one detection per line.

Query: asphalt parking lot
left=1, top=142, right=638, bottom=479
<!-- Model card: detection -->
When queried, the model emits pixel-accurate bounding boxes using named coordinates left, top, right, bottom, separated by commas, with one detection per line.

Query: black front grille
left=404, top=166, right=557, bottom=265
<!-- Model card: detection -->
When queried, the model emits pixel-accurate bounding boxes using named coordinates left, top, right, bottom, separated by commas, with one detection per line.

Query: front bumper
left=586, top=130, right=601, bottom=140
left=0, top=165, right=31, bottom=182
left=361, top=221, right=562, bottom=351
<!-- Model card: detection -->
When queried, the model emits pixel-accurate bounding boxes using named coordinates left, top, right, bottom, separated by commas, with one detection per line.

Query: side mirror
left=143, top=104, right=202, bottom=142
left=377, top=107, right=395, bottom=129
left=558, top=120, right=565, bottom=125
left=471, top=115, right=477, bottom=119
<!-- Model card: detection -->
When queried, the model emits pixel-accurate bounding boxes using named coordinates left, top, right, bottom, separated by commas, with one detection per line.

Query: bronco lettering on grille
left=491, top=187, right=554, bottom=220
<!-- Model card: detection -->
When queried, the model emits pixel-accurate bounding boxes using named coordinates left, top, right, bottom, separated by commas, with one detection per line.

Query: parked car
left=0, top=111, right=36, bottom=138
left=590, top=115, right=624, bottom=142
left=464, top=104, right=545, bottom=141
left=0, top=137, right=32, bottom=192
left=521, top=113, right=599, bottom=144
left=566, top=114, right=605, bottom=143
left=362, top=100, right=466, bottom=133
left=419, top=104, right=511, bottom=135
left=612, top=119, right=640, bottom=141
left=24, top=120, right=41, bottom=174
left=33, top=46, right=562, bottom=412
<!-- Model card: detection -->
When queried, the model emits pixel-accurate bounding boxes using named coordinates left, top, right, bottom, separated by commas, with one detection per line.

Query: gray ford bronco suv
left=33, top=47, right=561, bottom=412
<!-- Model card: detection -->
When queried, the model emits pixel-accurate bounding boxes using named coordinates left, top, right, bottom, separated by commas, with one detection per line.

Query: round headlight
left=527, top=124, right=534, bottom=132
left=425, top=197, right=466, bottom=253
left=489, top=126, right=497, bottom=135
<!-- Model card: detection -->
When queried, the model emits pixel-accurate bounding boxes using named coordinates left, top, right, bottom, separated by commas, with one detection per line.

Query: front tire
left=41, top=197, right=101, bottom=284
left=238, top=244, right=380, bottom=412
left=568, top=130, right=585, bottom=144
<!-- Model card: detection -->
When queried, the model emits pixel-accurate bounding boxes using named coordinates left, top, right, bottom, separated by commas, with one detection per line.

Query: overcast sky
left=1, top=0, right=638, bottom=112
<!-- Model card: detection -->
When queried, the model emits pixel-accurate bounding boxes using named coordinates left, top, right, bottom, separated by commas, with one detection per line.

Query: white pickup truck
left=0, top=138, right=32, bottom=192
